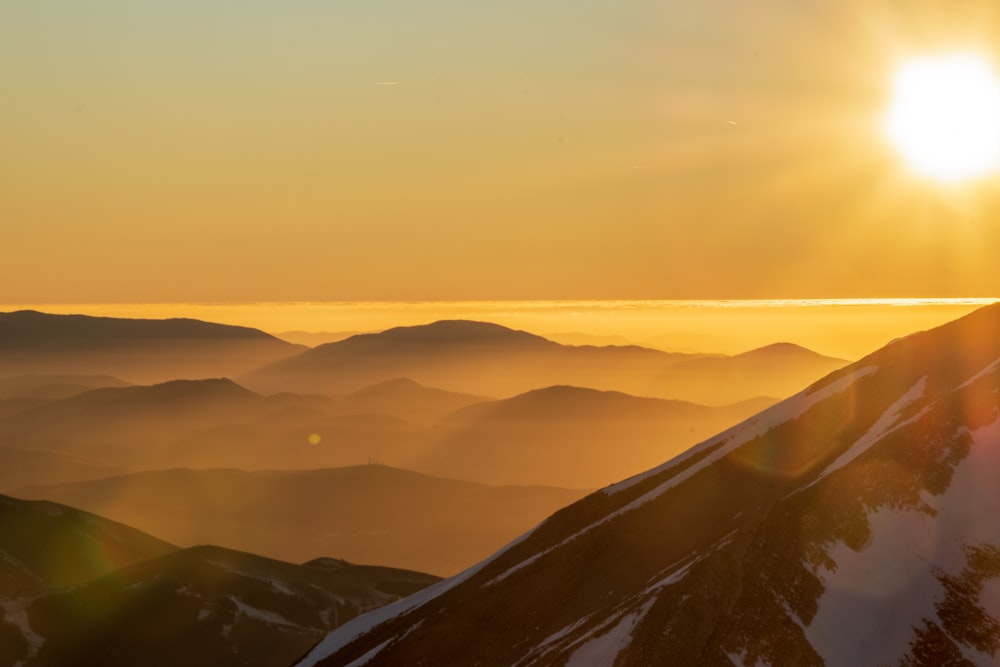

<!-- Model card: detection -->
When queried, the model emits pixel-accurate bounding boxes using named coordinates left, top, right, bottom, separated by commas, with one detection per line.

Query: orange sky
left=3, top=1, right=1000, bottom=302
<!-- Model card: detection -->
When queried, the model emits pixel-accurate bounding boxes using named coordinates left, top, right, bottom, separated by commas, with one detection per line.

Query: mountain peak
left=356, top=320, right=554, bottom=347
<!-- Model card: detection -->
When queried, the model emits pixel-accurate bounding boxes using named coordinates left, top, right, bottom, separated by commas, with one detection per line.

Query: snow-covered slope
left=298, top=302, right=1000, bottom=666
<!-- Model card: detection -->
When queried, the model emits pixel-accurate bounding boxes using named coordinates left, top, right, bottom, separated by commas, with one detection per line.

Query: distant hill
left=0, top=310, right=304, bottom=384
left=241, top=319, right=706, bottom=399
left=0, top=379, right=265, bottom=464
left=327, top=378, right=490, bottom=424
left=648, top=341, right=849, bottom=404
left=417, top=386, right=777, bottom=487
left=0, top=378, right=421, bottom=471
left=0, top=444, right=130, bottom=491
left=274, top=330, right=365, bottom=347
left=13, top=465, right=588, bottom=577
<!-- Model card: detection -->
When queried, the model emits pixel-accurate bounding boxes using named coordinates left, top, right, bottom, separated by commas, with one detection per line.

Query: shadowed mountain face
left=0, top=494, right=440, bottom=667
left=12, top=466, right=587, bottom=577
left=0, top=311, right=304, bottom=384
left=11, top=546, right=439, bottom=667
left=0, top=494, right=175, bottom=591
left=241, top=320, right=846, bottom=404
left=298, top=303, right=1000, bottom=667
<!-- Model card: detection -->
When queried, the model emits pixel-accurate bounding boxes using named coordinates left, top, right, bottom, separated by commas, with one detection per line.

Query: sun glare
left=885, top=54, right=1000, bottom=183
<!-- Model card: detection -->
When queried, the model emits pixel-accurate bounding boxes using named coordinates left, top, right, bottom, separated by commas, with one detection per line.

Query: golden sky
left=3, top=0, right=1000, bottom=302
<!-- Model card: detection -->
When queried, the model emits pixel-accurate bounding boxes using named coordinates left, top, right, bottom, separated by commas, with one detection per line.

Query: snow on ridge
left=808, top=377, right=929, bottom=486
left=344, top=639, right=392, bottom=667
left=958, top=354, right=1000, bottom=390
left=295, top=526, right=540, bottom=667
left=605, top=366, right=879, bottom=497
left=486, top=368, right=882, bottom=592
left=230, top=596, right=297, bottom=628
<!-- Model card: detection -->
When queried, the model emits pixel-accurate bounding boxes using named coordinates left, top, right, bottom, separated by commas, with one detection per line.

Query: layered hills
left=241, top=320, right=846, bottom=404
left=13, top=465, right=586, bottom=577
left=299, top=303, right=1000, bottom=666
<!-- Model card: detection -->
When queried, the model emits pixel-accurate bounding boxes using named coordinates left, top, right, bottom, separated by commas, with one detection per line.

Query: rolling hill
left=415, top=386, right=776, bottom=487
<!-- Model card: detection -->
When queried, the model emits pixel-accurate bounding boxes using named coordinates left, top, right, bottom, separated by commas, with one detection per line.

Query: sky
left=3, top=0, right=1000, bottom=303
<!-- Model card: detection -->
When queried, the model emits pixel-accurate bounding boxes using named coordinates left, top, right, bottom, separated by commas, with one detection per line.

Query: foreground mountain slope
left=0, top=310, right=303, bottom=384
left=299, top=303, right=1000, bottom=666
left=13, top=466, right=587, bottom=576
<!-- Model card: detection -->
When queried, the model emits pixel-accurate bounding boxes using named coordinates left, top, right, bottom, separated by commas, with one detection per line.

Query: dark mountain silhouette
left=10, top=545, right=438, bottom=667
left=13, top=465, right=587, bottom=577
left=0, top=310, right=304, bottom=384
left=0, top=494, right=440, bottom=667
left=0, top=494, right=174, bottom=591
left=416, top=386, right=776, bottom=487
left=297, top=303, right=1000, bottom=667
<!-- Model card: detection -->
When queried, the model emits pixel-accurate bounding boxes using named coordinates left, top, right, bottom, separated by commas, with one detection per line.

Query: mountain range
left=297, top=302, right=1000, bottom=666
left=0, top=375, right=775, bottom=491
left=241, top=320, right=846, bottom=404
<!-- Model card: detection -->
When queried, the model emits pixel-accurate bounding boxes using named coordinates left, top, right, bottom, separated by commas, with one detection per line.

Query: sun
left=885, top=54, right=1000, bottom=183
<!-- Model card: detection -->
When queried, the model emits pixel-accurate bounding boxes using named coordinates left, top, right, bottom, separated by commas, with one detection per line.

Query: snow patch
left=296, top=527, right=539, bottom=666
left=230, top=596, right=297, bottom=628
left=807, top=415, right=1000, bottom=666
left=0, top=594, right=46, bottom=662
left=564, top=598, right=657, bottom=667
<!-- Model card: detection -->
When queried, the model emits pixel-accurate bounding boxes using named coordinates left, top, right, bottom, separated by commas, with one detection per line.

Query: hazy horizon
left=2, top=297, right=996, bottom=359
